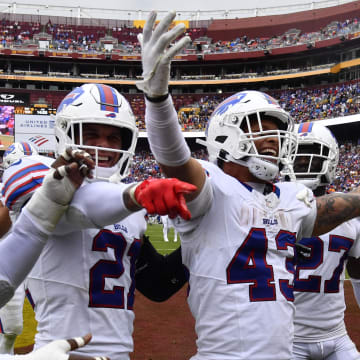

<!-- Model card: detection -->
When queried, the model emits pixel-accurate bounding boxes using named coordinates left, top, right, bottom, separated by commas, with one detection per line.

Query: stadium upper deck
left=0, top=0, right=358, bottom=117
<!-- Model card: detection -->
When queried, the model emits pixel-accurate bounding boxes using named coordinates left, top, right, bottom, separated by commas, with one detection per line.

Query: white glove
left=14, top=333, right=108, bottom=360
left=25, top=148, right=94, bottom=234
left=25, top=167, right=75, bottom=234
left=136, top=10, right=191, bottom=98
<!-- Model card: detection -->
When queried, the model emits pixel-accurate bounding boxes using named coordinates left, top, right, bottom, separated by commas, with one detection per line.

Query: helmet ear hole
left=215, top=136, right=227, bottom=144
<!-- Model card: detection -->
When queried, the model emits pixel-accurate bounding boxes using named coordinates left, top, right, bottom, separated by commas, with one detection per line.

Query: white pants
left=293, top=334, right=360, bottom=360
left=163, top=224, right=178, bottom=242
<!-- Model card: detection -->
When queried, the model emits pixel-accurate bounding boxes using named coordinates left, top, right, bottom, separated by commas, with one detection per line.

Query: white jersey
left=294, top=219, right=360, bottom=342
left=24, top=182, right=147, bottom=360
left=174, top=160, right=317, bottom=360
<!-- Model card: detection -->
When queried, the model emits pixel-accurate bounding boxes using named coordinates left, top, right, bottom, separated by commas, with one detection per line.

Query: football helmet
left=199, top=90, right=297, bottom=181
left=3, top=142, right=38, bottom=169
left=55, top=83, right=138, bottom=183
left=2, top=155, right=53, bottom=213
left=287, top=122, right=339, bottom=190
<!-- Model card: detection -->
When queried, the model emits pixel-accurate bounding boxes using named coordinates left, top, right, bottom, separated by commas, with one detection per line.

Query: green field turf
left=15, top=223, right=179, bottom=350
left=145, top=224, right=180, bottom=255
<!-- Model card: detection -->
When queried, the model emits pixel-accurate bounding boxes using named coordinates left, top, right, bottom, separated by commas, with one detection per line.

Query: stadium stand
left=0, top=0, right=359, bottom=193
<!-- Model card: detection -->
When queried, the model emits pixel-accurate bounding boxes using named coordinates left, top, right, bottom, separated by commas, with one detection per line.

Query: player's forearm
left=64, top=182, right=133, bottom=229
left=145, top=96, right=191, bottom=168
left=0, top=209, right=47, bottom=307
left=145, top=98, right=204, bottom=200
left=313, top=193, right=360, bottom=236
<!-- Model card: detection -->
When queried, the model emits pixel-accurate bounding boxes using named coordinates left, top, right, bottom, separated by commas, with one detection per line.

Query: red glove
left=134, top=178, right=197, bottom=220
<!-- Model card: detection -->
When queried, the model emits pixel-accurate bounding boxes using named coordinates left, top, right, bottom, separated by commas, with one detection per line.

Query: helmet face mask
left=283, top=122, right=339, bottom=190
left=55, top=84, right=138, bottom=182
left=201, top=90, right=297, bottom=181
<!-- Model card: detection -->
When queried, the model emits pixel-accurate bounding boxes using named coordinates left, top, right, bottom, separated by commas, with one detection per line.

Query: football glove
left=130, top=178, right=197, bottom=220
left=25, top=149, right=94, bottom=234
left=15, top=333, right=108, bottom=360
left=136, top=11, right=191, bottom=98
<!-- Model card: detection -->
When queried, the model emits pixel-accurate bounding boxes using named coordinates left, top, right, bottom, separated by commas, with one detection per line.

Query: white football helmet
left=3, top=142, right=38, bottom=169
left=199, top=90, right=297, bottom=181
left=286, top=122, right=339, bottom=190
left=2, top=155, right=53, bottom=213
left=55, top=83, right=138, bottom=183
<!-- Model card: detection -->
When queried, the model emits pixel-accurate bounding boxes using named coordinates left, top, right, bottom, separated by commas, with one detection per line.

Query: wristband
left=144, top=93, right=169, bottom=103
left=128, top=183, right=142, bottom=208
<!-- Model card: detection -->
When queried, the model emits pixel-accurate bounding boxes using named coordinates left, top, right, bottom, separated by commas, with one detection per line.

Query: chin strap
left=226, top=155, right=279, bottom=182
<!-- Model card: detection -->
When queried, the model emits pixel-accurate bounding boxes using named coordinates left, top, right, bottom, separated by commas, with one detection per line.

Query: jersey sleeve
left=276, top=181, right=317, bottom=240
left=53, top=181, right=134, bottom=235
left=349, top=217, right=360, bottom=258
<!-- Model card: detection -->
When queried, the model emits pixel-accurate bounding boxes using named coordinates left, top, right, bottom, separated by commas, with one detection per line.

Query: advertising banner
left=15, top=114, right=55, bottom=135
left=14, top=133, right=56, bottom=152
left=0, top=93, right=30, bottom=106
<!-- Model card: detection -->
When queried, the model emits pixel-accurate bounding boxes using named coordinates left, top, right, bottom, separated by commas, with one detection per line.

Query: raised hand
left=136, top=11, right=191, bottom=98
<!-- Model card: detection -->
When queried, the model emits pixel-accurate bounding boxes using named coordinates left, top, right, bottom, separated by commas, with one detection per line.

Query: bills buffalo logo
left=57, top=87, right=84, bottom=113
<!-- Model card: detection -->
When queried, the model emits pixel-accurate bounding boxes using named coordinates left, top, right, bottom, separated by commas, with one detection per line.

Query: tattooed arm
left=312, top=192, right=360, bottom=236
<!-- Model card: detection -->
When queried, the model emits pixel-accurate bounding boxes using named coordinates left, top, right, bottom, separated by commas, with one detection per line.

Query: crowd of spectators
left=122, top=148, right=208, bottom=183
left=126, top=81, right=360, bottom=131
left=332, top=141, right=360, bottom=192
left=276, top=82, right=360, bottom=123
left=0, top=15, right=359, bottom=56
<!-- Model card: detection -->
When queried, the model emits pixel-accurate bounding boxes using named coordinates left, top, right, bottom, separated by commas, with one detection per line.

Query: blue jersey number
left=89, top=229, right=141, bottom=309
left=294, top=235, right=353, bottom=293
left=226, top=227, right=296, bottom=302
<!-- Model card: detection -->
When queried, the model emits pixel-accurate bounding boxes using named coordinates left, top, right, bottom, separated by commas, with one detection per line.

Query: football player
left=136, top=11, right=360, bottom=359
left=161, top=215, right=178, bottom=242
left=0, top=142, right=39, bottom=354
left=284, top=122, right=360, bottom=360
left=5, top=83, right=195, bottom=360
left=0, top=146, right=110, bottom=359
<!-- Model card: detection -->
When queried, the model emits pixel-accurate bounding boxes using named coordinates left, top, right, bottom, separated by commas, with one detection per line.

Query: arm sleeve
left=54, top=182, right=134, bottom=234
left=135, top=236, right=188, bottom=302
left=145, top=96, right=191, bottom=167
left=0, top=209, right=47, bottom=308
